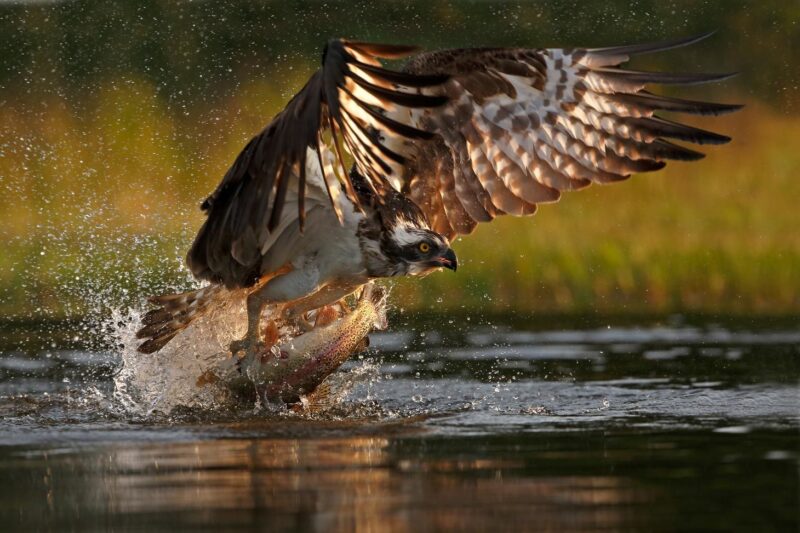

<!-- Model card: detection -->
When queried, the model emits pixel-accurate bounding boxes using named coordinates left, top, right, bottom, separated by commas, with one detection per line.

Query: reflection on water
left=3, top=435, right=652, bottom=531
left=2, top=429, right=796, bottom=531
left=0, top=320, right=797, bottom=530
left=107, top=438, right=635, bottom=531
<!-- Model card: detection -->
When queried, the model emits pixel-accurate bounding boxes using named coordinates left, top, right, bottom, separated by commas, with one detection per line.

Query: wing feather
left=187, top=34, right=740, bottom=288
left=400, top=34, right=740, bottom=238
left=188, top=39, right=449, bottom=287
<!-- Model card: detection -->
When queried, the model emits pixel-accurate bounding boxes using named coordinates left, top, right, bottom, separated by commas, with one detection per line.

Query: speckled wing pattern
left=401, top=33, right=741, bottom=239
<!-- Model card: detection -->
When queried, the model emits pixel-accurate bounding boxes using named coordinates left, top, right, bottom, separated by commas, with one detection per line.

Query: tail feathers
left=136, top=284, right=223, bottom=354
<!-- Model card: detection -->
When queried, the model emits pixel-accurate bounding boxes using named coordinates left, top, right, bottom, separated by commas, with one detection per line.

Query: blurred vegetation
left=0, top=0, right=798, bottom=320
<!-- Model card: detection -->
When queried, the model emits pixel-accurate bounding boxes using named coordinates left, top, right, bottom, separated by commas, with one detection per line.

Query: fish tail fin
left=291, top=381, right=337, bottom=414
left=135, top=284, right=224, bottom=354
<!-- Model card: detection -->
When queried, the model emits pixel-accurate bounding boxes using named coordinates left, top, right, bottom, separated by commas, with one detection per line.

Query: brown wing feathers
left=186, top=34, right=738, bottom=286
left=402, top=33, right=741, bottom=239
left=187, top=39, right=448, bottom=288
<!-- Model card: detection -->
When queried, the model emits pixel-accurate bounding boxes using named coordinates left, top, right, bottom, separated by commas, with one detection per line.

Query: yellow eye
left=419, top=242, right=431, bottom=253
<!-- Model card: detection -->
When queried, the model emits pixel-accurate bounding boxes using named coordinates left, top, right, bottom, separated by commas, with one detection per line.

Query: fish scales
left=244, top=283, right=387, bottom=403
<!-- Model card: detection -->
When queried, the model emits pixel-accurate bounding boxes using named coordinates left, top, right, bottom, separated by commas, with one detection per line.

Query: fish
left=228, top=282, right=388, bottom=405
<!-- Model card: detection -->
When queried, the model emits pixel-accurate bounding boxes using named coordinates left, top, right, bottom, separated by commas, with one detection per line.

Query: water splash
left=291, top=358, right=388, bottom=419
left=107, top=289, right=390, bottom=418
left=110, top=291, right=248, bottom=415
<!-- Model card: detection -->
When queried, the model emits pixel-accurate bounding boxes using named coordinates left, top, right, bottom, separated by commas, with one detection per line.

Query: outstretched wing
left=187, top=39, right=449, bottom=287
left=400, top=33, right=741, bottom=238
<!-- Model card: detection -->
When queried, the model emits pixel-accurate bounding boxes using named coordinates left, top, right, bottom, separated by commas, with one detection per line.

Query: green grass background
left=0, top=1, right=798, bottom=319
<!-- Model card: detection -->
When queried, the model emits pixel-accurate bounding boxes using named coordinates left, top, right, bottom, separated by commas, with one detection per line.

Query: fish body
left=237, top=283, right=387, bottom=403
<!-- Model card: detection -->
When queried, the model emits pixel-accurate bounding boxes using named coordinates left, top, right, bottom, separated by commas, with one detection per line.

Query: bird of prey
left=137, top=33, right=739, bottom=368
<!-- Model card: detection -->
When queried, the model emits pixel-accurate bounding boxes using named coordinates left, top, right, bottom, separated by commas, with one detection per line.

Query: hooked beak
left=437, top=247, right=458, bottom=272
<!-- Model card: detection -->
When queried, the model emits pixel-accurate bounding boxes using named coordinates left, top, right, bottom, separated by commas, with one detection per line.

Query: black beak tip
left=443, top=248, right=458, bottom=272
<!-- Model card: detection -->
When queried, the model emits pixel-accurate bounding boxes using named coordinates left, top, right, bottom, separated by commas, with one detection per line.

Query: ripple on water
left=0, top=321, right=796, bottom=443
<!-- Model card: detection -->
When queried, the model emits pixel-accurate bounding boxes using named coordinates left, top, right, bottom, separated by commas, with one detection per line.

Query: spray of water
left=108, top=289, right=240, bottom=414
left=106, top=284, right=393, bottom=417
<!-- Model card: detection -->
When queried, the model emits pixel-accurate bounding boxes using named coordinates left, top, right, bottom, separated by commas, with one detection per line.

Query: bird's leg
left=232, top=291, right=289, bottom=378
left=229, top=291, right=272, bottom=361
left=229, top=264, right=295, bottom=362
left=231, top=264, right=322, bottom=376
left=280, top=280, right=361, bottom=321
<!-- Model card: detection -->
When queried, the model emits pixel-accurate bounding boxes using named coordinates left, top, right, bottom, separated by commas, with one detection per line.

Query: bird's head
left=383, top=220, right=457, bottom=276
left=358, top=189, right=457, bottom=278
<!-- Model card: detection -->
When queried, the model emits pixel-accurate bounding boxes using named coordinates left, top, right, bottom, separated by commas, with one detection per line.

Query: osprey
left=137, top=33, right=739, bottom=367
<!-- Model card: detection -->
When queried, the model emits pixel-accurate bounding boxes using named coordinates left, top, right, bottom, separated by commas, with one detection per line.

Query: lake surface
left=0, top=316, right=797, bottom=531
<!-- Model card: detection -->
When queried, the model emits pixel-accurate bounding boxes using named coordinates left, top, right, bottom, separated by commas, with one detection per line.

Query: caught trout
left=227, top=283, right=387, bottom=404
left=130, top=282, right=386, bottom=412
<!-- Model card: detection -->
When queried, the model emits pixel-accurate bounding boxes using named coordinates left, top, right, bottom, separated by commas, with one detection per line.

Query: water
left=0, top=317, right=797, bottom=531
